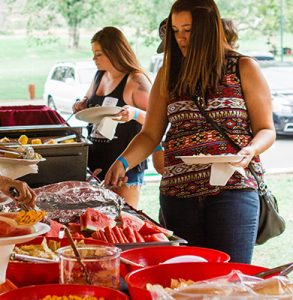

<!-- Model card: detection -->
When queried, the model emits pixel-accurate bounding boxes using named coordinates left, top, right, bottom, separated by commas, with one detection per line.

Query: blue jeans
left=159, top=189, right=259, bottom=264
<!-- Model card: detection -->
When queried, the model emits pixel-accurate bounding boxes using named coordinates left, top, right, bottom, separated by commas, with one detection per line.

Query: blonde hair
left=161, top=0, right=226, bottom=98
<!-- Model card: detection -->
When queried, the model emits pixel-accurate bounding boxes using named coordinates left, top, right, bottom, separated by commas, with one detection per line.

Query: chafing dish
left=0, top=125, right=91, bottom=187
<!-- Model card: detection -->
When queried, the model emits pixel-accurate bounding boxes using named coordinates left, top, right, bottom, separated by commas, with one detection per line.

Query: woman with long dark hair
left=105, top=0, right=275, bottom=263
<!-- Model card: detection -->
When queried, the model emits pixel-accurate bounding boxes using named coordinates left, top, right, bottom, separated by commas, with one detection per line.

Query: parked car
left=261, top=62, right=293, bottom=135
left=245, top=51, right=275, bottom=61
left=43, top=61, right=97, bottom=113
left=148, top=53, right=163, bottom=82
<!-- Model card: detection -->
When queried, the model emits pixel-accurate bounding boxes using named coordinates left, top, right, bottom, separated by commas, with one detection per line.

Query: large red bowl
left=6, top=236, right=108, bottom=287
left=120, top=245, right=230, bottom=278
left=125, top=262, right=277, bottom=300
left=0, top=284, right=129, bottom=300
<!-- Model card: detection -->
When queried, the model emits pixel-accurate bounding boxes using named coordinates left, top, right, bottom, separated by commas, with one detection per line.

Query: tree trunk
left=69, top=25, right=79, bottom=48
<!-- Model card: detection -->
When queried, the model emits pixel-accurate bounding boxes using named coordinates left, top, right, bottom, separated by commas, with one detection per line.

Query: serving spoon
left=253, top=262, right=293, bottom=278
left=64, top=227, right=92, bottom=284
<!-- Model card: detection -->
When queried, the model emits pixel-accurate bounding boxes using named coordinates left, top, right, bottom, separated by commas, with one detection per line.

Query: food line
left=0, top=115, right=292, bottom=299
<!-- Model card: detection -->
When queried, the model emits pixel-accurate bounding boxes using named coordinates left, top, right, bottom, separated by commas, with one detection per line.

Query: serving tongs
left=10, top=253, right=58, bottom=263
left=0, top=145, right=35, bottom=159
left=44, top=134, right=77, bottom=144
left=87, top=168, right=124, bottom=225
left=253, top=262, right=293, bottom=278
left=64, top=227, right=92, bottom=285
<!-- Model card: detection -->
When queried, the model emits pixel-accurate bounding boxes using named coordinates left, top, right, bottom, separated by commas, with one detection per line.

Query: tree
left=217, top=0, right=280, bottom=38
left=57, top=0, right=102, bottom=48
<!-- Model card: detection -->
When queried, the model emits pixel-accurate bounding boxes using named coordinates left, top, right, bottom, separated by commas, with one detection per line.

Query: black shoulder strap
left=192, top=96, right=265, bottom=192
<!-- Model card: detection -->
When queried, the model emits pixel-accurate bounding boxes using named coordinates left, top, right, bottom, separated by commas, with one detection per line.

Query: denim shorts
left=125, top=169, right=145, bottom=186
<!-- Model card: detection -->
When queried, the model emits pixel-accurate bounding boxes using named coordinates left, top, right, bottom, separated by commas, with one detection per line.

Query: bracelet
left=154, top=145, right=163, bottom=153
left=133, top=109, right=140, bottom=121
left=117, top=156, right=129, bottom=171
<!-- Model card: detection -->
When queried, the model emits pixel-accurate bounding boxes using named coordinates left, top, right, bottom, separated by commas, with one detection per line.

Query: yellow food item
left=46, top=139, right=57, bottom=144
left=15, top=210, right=46, bottom=226
left=61, top=139, right=75, bottom=143
left=18, top=135, right=29, bottom=145
left=0, top=137, right=10, bottom=143
left=31, top=138, right=42, bottom=144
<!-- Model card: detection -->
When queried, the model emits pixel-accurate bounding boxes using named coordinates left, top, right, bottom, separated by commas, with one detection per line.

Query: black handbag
left=192, top=96, right=286, bottom=245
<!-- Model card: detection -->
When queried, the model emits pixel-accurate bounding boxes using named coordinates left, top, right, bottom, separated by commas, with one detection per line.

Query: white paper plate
left=161, top=255, right=208, bottom=264
left=75, top=106, right=122, bottom=123
left=0, top=222, right=50, bottom=245
left=0, top=157, right=46, bottom=165
left=177, top=154, right=244, bottom=164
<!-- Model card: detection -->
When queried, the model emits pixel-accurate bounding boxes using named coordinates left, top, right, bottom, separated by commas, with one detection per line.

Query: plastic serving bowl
left=6, top=236, right=108, bottom=287
left=0, top=284, right=129, bottom=300
left=125, top=261, right=276, bottom=300
left=120, top=245, right=230, bottom=278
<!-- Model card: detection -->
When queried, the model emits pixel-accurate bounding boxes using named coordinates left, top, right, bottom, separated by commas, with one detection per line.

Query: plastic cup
left=58, top=245, right=121, bottom=289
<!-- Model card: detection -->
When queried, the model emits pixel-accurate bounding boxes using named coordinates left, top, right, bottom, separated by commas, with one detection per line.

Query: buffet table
left=0, top=105, right=66, bottom=126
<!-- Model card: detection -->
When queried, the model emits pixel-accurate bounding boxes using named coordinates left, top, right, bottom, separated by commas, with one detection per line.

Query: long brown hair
left=161, top=0, right=226, bottom=98
left=91, top=27, right=143, bottom=74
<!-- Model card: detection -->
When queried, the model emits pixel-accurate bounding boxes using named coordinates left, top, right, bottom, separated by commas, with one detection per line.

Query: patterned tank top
left=160, top=53, right=265, bottom=198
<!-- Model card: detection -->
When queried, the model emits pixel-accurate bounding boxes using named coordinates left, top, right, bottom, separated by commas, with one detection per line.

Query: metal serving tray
left=0, top=125, right=91, bottom=187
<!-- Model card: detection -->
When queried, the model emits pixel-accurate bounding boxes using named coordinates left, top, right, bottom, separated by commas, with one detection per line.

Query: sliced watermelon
left=80, top=208, right=115, bottom=232
left=144, top=233, right=169, bottom=242
left=123, top=226, right=137, bottom=243
left=133, top=229, right=145, bottom=243
left=68, top=222, right=81, bottom=233
left=45, top=220, right=64, bottom=238
left=120, top=211, right=144, bottom=231
left=0, top=221, right=34, bottom=237
left=145, top=220, right=173, bottom=237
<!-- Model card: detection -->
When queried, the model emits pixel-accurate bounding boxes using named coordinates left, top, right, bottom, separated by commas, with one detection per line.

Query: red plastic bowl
left=0, top=284, right=129, bottom=300
left=125, top=262, right=276, bottom=300
left=120, top=245, right=230, bottom=278
left=7, top=236, right=108, bottom=287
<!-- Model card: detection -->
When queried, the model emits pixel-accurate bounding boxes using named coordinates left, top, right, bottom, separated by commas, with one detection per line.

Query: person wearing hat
left=105, top=0, right=275, bottom=263
left=157, top=18, right=167, bottom=54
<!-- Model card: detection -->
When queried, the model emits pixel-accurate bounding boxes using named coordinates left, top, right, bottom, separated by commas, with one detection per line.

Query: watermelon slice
left=145, top=220, right=173, bottom=237
left=120, top=211, right=144, bottom=231
left=80, top=208, right=115, bottom=232
left=0, top=221, right=34, bottom=237
left=144, top=233, right=169, bottom=242
left=45, top=220, right=64, bottom=238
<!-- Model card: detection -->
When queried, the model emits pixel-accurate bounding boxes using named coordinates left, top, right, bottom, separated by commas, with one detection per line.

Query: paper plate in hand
left=0, top=157, right=46, bottom=165
left=177, top=154, right=244, bottom=165
left=75, top=106, right=122, bottom=123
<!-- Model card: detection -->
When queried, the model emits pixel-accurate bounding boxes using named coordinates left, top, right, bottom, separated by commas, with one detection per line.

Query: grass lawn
left=1, top=33, right=293, bottom=101
left=140, top=173, right=293, bottom=274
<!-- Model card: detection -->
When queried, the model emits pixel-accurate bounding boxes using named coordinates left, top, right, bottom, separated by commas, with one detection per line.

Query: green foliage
left=3, top=0, right=293, bottom=50
left=217, top=0, right=280, bottom=39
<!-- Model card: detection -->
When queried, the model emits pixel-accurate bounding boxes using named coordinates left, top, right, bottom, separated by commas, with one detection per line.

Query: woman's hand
left=72, top=97, right=88, bottom=113
left=104, top=160, right=128, bottom=188
left=112, top=105, right=135, bottom=122
left=0, top=176, right=36, bottom=209
left=232, top=145, right=256, bottom=168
